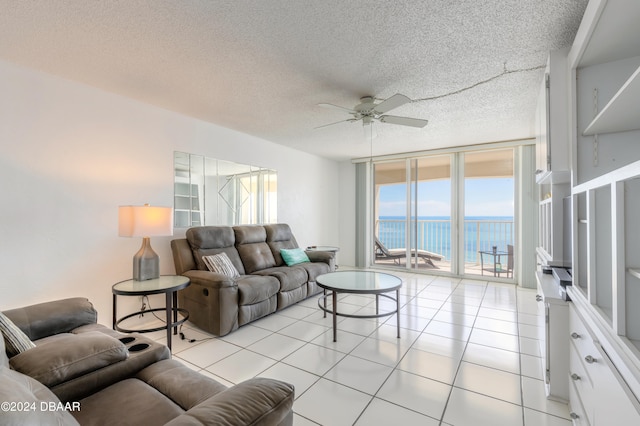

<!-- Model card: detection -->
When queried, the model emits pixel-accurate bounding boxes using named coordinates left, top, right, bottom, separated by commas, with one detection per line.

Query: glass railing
left=376, top=218, right=514, bottom=264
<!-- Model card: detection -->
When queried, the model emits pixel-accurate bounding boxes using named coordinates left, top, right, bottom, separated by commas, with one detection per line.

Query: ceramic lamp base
left=133, top=237, right=159, bottom=281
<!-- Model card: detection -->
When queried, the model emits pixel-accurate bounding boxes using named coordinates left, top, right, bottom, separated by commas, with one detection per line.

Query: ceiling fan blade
left=318, top=103, right=357, bottom=114
left=314, top=118, right=359, bottom=129
left=373, top=93, right=411, bottom=114
left=379, top=115, right=428, bottom=128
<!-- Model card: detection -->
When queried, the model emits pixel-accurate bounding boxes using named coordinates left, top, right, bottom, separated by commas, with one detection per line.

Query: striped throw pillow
left=0, top=311, right=36, bottom=358
left=202, top=252, right=240, bottom=278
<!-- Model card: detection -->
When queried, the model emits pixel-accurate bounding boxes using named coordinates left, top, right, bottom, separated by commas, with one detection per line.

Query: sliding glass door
left=371, top=147, right=515, bottom=279
left=462, top=149, right=515, bottom=277
left=373, top=155, right=452, bottom=273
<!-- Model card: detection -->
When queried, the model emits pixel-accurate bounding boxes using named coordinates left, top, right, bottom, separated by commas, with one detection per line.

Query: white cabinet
left=536, top=271, right=570, bottom=401
left=567, top=300, right=640, bottom=425
left=567, top=0, right=640, bottom=422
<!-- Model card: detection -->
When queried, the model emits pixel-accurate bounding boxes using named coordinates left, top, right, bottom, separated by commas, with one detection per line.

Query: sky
left=378, top=178, right=514, bottom=217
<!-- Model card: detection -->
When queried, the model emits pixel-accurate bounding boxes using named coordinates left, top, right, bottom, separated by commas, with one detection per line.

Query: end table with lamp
left=115, top=203, right=189, bottom=350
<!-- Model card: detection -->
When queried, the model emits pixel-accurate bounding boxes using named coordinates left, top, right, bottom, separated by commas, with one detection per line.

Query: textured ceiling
left=0, top=0, right=588, bottom=161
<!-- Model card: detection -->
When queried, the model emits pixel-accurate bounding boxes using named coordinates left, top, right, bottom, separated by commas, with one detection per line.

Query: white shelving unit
left=582, top=66, right=640, bottom=136
left=535, top=49, right=571, bottom=267
left=566, top=0, right=640, bottom=423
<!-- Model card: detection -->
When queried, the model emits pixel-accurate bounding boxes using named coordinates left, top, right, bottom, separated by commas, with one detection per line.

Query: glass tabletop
left=479, top=250, right=508, bottom=255
left=112, top=275, right=190, bottom=295
left=316, top=270, right=402, bottom=293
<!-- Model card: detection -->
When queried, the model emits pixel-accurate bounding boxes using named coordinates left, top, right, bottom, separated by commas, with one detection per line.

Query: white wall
left=337, top=160, right=357, bottom=267
left=0, top=59, right=340, bottom=324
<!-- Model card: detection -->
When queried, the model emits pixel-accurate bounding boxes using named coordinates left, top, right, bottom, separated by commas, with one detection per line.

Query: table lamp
left=119, top=204, right=173, bottom=281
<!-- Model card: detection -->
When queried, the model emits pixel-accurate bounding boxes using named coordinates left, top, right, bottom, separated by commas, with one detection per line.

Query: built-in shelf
left=583, top=65, right=640, bottom=136
left=536, top=170, right=571, bottom=185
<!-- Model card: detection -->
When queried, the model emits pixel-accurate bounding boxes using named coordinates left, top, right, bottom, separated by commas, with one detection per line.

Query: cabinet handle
left=585, top=355, right=596, bottom=364
left=571, top=373, right=581, bottom=381
left=536, top=295, right=543, bottom=302
left=570, top=412, right=579, bottom=420
left=570, top=332, right=581, bottom=339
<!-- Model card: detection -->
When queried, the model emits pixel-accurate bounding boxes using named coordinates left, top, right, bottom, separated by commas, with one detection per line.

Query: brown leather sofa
left=171, top=223, right=335, bottom=336
left=1, top=298, right=294, bottom=425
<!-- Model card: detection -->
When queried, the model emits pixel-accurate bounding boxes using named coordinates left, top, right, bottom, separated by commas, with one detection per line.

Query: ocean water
left=377, top=216, right=514, bottom=262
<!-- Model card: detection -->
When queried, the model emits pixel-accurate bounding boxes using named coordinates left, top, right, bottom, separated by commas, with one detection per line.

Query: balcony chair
left=374, top=237, right=443, bottom=268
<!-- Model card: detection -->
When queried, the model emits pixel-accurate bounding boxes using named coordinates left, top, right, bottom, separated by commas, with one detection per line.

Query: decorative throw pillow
left=0, top=312, right=36, bottom=358
left=202, top=252, right=240, bottom=278
left=280, top=248, right=310, bottom=266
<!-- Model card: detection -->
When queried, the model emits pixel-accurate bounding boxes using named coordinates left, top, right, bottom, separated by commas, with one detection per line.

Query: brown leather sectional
left=1, top=298, right=294, bottom=425
left=171, top=223, right=335, bottom=336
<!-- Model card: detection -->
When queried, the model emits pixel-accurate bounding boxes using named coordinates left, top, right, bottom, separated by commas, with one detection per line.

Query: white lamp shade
left=119, top=205, right=173, bottom=237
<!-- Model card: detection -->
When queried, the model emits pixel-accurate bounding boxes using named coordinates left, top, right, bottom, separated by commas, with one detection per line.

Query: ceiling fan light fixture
left=316, top=93, right=427, bottom=130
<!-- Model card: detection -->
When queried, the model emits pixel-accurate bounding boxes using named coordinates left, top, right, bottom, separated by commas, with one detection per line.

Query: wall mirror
left=174, top=151, right=277, bottom=228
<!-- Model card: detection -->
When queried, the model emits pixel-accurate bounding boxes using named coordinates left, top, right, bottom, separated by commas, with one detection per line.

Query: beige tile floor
left=147, top=269, right=570, bottom=426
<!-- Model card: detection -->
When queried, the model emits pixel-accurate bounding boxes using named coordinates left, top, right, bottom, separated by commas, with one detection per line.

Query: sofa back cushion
left=234, top=226, right=276, bottom=274
left=264, top=224, right=299, bottom=266
left=3, top=298, right=97, bottom=341
left=186, top=226, right=246, bottom=275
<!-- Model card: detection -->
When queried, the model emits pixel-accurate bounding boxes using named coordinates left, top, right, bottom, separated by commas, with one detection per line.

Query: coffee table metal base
left=318, top=289, right=400, bottom=342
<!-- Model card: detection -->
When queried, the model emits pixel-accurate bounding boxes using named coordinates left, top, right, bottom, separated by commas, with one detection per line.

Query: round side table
left=112, top=275, right=190, bottom=351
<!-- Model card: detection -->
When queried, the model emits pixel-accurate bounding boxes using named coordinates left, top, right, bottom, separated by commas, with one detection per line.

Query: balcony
left=374, top=218, right=514, bottom=274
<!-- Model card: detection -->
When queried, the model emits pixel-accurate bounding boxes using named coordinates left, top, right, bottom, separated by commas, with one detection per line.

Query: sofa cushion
left=236, top=275, right=280, bottom=306
left=254, top=266, right=308, bottom=292
left=186, top=226, right=246, bottom=274
left=265, top=223, right=299, bottom=266
left=10, top=332, right=128, bottom=387
left=0, top=311, right=36, bottom=357
left=202, top=252, right=240, bottom=278
left=296, top=260, right=331, bottom=282
left=136, top=359, right=227, bottom=409
left=73, top=378, right=184, bottom=426
left=0, top=366, right=79, bottom=426
left=164, top=378, right=294, bottom=426
left=280, top=248, right=310, bottom=266
left=2, top=297, right=97, bottom=341
left=234, top=226, right=277, bottom=274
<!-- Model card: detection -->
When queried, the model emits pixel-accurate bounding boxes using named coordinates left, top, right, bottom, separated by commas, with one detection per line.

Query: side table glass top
left=316, top=270, right=401, bottom=293
left=306, top=245, right=339, bottom=252
left=112, top=275, right=190, bottom=295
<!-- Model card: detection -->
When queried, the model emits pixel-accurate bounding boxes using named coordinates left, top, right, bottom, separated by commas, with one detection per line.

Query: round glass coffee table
left=316, top=270, right=402, bottom=342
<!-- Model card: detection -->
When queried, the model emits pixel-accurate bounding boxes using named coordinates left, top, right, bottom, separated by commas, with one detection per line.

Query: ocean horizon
left=377, top=216, right=514, bottom=262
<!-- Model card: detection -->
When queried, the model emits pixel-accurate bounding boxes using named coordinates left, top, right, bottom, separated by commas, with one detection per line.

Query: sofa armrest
left=164, top=377, right=294, bottom=426
left=9, top=332, right=128, bottom=388
left=182, top=270, right=238, bottom=289
left=2, top=298, right=97, bottom=340
left=306, top=250, right=335, bottom=269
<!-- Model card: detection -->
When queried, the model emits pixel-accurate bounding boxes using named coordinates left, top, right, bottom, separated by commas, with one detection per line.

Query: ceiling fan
left=316, top=93, right=428, bottom=129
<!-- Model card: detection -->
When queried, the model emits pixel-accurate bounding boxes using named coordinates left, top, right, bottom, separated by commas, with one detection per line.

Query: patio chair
left=374, top=237, right=443, bottom=268
left=504, top=244, right=514, bottom=278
